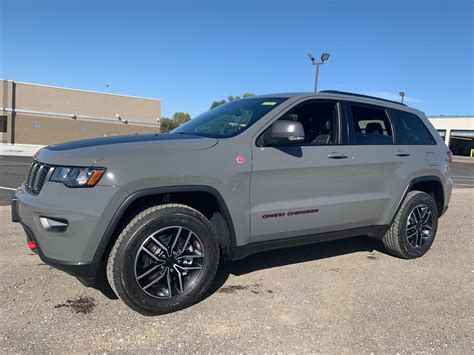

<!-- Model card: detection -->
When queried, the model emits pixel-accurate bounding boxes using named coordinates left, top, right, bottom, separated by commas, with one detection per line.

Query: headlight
left=50, top=167, right=106, bottom=187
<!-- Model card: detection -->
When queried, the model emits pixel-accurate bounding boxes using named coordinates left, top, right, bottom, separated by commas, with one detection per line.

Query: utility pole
left=308, top=52, right=330, bottom=93
left=11, top=81, right=16, bottom=145
left=399, top=91, right=405, bottom=103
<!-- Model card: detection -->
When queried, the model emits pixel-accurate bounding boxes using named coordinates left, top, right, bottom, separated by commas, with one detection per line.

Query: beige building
left=0, top=80, right=161, bottom=145
left=428, top=116, right=474, bottom=156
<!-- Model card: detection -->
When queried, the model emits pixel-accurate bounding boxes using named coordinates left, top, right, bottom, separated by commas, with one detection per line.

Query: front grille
left=25, top=162, right=53, bottom=195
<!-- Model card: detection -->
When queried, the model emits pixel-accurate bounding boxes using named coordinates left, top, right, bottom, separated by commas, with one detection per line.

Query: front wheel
left=383, top=191, right=439, bottom=259
left=107, top=204, right=220, bottom=315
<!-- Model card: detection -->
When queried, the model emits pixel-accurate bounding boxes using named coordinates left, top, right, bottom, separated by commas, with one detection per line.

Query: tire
left=107, top=204, right=220, bottom=315
left=383, top=191, right=438, bottom=259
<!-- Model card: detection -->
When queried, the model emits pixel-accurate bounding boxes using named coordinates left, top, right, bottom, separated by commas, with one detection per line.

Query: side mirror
left=260, top=120, right=305, bottom=146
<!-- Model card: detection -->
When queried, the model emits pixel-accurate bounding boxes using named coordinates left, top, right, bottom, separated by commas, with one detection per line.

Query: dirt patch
left=218, top=285, right=248, bottom=294
left=54, top=296, right=96, bottom=314
left=218, top=283, right=262, bottom=294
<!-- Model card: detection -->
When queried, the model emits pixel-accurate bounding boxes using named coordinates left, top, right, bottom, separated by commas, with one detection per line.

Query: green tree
left=210, top=93, right=255, bottom=109
left=172, top=112, right=191, bottom=125
left=160, top=112, right=191, bottom=133
left=227, top=95, right=241, bottom=102
left=210, top=99, right=226, bottom=109
left=159, top=117, right=176, bottom=133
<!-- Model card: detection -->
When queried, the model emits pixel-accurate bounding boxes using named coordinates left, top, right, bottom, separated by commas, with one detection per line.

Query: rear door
left=344, top=101, right=411, bottom=225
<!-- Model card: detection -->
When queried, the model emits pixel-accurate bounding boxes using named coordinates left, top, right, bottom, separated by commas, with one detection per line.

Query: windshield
left=173, top=97, right=288, bottom=138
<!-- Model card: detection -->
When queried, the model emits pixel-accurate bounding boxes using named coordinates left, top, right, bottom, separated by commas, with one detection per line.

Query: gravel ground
left=0, top=189, right=472, bottom=353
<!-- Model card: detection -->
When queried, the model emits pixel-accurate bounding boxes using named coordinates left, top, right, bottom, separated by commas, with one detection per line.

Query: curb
left=0, top=144, right=45, bottom=157
left=453, top=156, right=474, bottom=164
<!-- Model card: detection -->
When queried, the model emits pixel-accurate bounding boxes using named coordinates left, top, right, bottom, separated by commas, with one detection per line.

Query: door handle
left=395, top=151, right=410, bottom=157
left=328, top=152, right=348, bottom=159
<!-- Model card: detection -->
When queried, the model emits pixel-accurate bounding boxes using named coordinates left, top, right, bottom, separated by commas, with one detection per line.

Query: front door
left=250, top=99, right=358, bottom=243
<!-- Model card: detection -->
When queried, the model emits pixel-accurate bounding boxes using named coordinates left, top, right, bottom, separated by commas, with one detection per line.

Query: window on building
left=391, top=109, right=436, bottom=145
left=0, top=116, right=7, bottom=133
left=350, top=104, right=394, bottom=145
left=449, top=130, right=474, bottom=156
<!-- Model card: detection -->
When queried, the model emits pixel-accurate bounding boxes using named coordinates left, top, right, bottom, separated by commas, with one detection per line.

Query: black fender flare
left=92, top=185, right=237, bottom=264
left=390, top=175, right=445, bottom=227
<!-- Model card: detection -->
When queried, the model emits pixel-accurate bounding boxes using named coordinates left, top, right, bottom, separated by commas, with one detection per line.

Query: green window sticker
left=261, top=101, right=277, bottom=106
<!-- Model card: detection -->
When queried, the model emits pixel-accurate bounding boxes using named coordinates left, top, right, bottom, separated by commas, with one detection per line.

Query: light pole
left=399, top=91, right=405, bottom=103
left=308, top=52, right=330, bottom=93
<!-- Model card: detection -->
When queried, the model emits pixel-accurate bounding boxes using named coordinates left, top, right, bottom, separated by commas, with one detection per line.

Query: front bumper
left=11, top=182, right=127, bottom=287
left=18, top=221, right=99, bottom=286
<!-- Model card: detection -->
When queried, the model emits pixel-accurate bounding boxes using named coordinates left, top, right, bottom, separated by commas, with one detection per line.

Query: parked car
left=12, top=91, right=453, bottom=315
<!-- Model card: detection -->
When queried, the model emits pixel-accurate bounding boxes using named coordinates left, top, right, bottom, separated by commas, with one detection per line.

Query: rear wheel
left=107, top=204, right=220, bottom=315
left=383, top=191, right=438, bottom=259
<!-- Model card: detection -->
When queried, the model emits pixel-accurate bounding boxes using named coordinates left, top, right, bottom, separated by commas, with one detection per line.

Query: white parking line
left=0, top=161, right=30, bottom=166
left=452, top=176, right=474, bottom=179
left=454, top=183, right=474, bottom=187
left=0, top=187, right=16, bottom=191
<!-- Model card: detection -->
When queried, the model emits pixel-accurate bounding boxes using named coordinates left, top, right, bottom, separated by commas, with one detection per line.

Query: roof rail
left=319, top=90, right=407, bottom=106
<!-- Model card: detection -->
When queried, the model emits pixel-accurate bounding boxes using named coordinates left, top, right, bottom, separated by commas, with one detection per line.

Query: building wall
left=12, top=114, right=158, bottom=145
left=428, top=117, right=474, bottom=146
left=428, top=117, right=474, bottom=156
left=0, top=80, right=161, bottom=145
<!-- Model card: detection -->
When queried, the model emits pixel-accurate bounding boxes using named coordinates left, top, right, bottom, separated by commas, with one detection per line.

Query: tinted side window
left=350, top=104, right=394, bottom=145
left=275, top=100, right=339, bottom=145
left=391, top=109, right=436, bottom=145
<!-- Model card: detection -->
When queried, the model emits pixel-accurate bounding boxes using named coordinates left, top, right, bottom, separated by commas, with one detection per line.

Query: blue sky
left=1, top=0, right=472, bottom=117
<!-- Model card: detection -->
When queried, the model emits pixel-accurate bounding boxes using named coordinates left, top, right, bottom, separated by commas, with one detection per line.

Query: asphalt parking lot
left=0, top=156, right=32, bottom=205
left=0, top=157, right=472, bottom=352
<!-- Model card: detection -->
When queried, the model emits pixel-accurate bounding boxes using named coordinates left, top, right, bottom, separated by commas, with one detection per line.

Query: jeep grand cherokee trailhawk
left=12, top=91, right=453, bottom=315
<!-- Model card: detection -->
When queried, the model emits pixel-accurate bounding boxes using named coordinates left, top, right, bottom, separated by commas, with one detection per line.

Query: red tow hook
left=27, top=240, right=37, bottom=250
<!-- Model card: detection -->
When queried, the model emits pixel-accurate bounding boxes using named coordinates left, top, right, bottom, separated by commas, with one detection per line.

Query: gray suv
left=12, top=91, right=453, bottom=315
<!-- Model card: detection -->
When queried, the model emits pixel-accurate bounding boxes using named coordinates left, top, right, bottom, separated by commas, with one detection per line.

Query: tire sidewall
left=399, top=192, right=438, bottom=258
left=115, top=208, right=218, bottom=314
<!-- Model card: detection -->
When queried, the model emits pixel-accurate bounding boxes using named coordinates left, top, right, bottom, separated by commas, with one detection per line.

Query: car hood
left=37, top=133, right=218, bottom=166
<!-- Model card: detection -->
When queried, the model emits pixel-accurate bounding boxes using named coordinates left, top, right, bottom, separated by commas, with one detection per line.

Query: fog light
left=39, top=216, right=68, bottom=232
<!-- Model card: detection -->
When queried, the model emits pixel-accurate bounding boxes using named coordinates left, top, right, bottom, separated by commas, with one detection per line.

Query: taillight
left=447, top=150, right=453, bottom=164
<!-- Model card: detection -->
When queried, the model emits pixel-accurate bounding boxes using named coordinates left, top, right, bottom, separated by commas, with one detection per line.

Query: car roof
left=319, top=90, right=407, bottom=106
left=250, top=90, right=424, bottom=116
left=253, top=91, right=406, bottom=106
left=249, top=92, right=308, bottom=98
